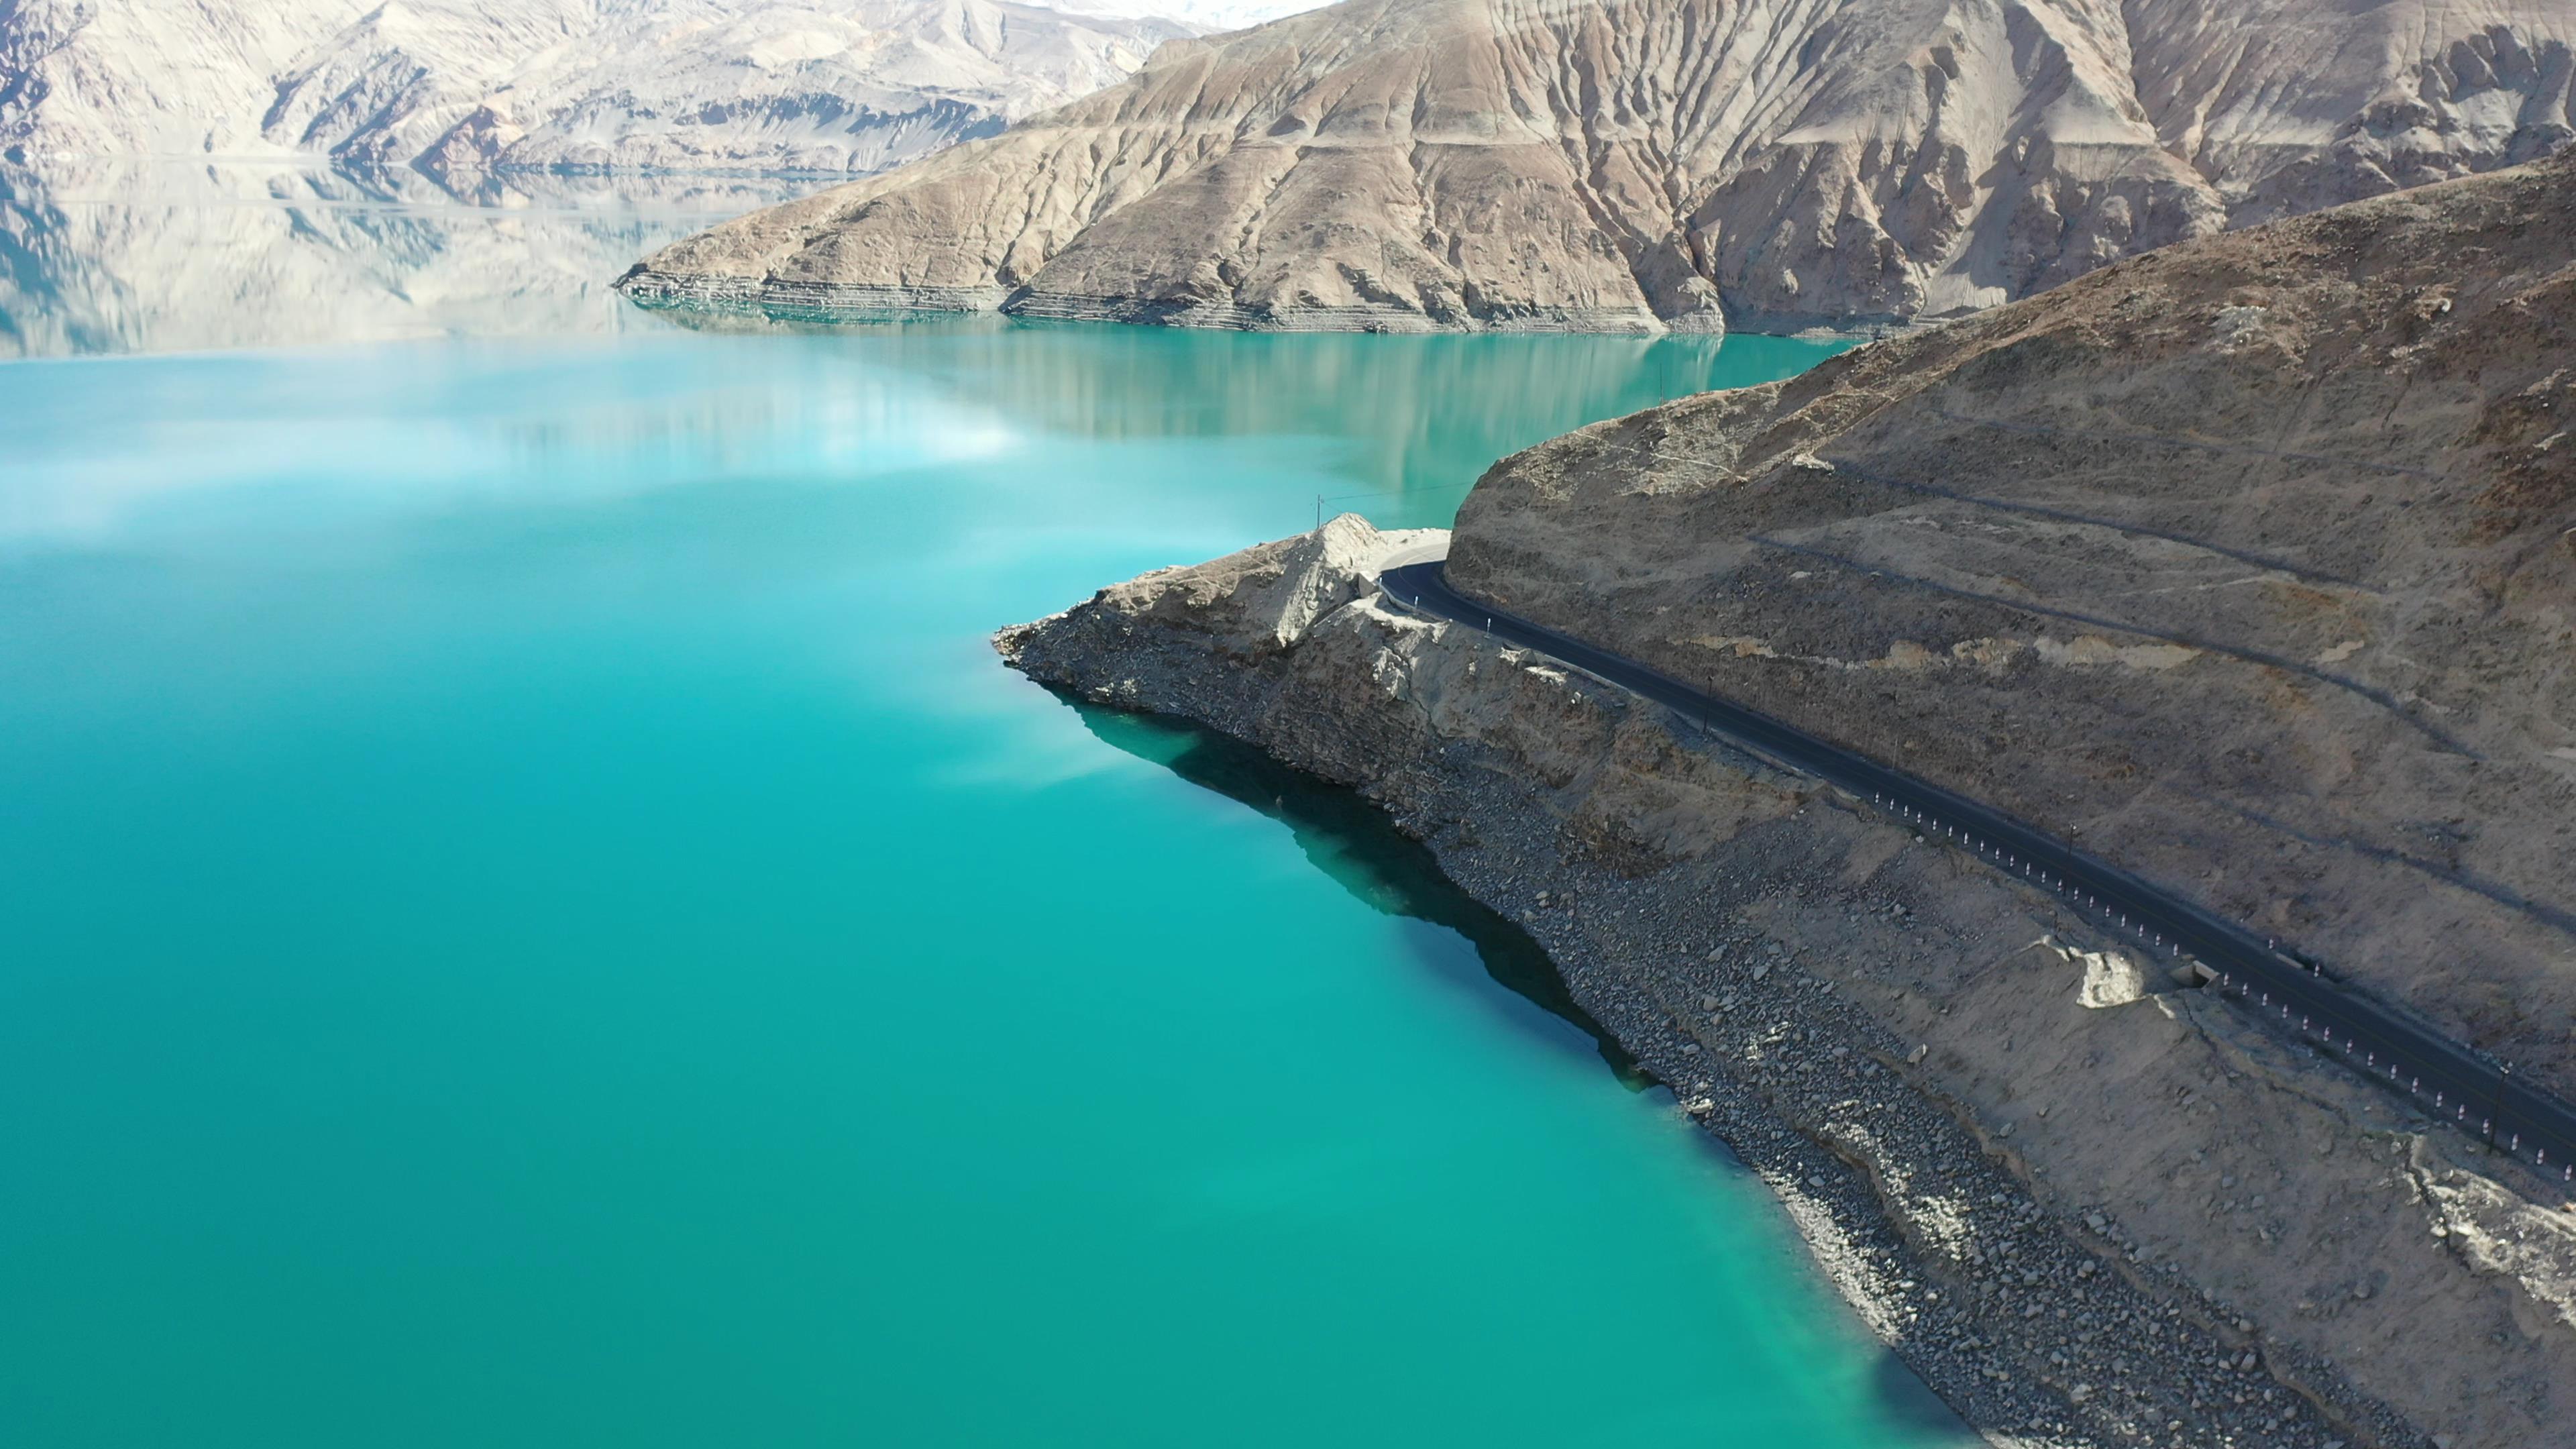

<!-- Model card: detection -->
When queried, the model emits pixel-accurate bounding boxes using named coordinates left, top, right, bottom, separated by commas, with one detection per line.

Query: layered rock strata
left=623, top=0, right=2576, bottom=333
left=999, top=514, right=2576, bottom=1449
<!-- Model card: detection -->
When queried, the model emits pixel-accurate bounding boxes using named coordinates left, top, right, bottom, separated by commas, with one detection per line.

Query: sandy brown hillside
left=621, top=0, right=2576, bottom=333
left=1450, top=147, right=2576, bottom=1089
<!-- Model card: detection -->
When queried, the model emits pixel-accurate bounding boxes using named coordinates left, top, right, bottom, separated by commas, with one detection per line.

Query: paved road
left=1380, top=556, right=2576, bottom=1183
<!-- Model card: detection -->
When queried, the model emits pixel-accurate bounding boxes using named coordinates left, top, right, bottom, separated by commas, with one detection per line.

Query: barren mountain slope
left=265, top=0, right=1191, bottom=178
left=0, top=0, right=1187, bottom=178
left=1447, top=148, right=2576, bottom=1094
left=621, top=0, right=2576, bottom=333
left=0, top=0, right=367, bottom=159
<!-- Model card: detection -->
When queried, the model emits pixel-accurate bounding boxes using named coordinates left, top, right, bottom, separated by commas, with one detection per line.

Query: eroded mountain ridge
left=623, top=0, right=2576, bottom=332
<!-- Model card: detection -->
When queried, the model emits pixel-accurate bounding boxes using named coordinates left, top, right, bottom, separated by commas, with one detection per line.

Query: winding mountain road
left=1379, top=554, right=2576, bottom=1183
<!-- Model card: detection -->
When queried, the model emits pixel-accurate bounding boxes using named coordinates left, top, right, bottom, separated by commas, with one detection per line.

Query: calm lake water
left=0, top=173, right=1965, bottom=1446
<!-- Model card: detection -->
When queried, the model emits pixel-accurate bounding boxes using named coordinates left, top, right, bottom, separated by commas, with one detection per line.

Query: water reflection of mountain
left=651, top=312, right=1837, bottom=500
left=0, top=161, right=816, bottom=358
left=924, top=325, right=1711, bottom=500
left=3, top=161, right=1847, bottom=519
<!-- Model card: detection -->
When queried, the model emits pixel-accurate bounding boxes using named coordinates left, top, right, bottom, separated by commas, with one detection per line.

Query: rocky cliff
left=1, top=0, right=1189, bottom=178
left=995, top=153, right=2576, bottom=1446
left=622, top=0, right=2576, bottom=333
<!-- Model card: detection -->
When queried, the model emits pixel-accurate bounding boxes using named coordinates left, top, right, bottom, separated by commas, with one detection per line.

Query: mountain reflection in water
left=0, top=160, right=814, bottom=358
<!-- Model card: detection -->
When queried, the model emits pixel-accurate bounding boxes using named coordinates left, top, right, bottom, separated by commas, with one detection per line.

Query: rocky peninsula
left=997, top=150, right=2576, bottom=1445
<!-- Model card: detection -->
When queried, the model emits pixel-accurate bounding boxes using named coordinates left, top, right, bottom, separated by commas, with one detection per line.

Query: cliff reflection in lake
left=0, top=160, right=810, bottom=358
left=646, top=307, right=1845, bottom=504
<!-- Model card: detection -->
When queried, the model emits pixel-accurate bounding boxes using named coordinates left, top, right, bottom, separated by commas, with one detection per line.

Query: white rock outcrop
left=2053, top=939, right=2156, bottom=1010
left=1027, top=513, right=1444, bottom=662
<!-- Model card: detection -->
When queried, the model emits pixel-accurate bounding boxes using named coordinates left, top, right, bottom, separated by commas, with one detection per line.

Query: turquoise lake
left=1, top=176, right=1968, bottom=1447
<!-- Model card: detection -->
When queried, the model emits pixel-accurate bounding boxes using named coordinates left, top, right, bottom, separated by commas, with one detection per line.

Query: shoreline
left=987, top=517, right=2576, bottom=1448
left=1381, top=785, right=2395, bottom=1448
left=1042, top=688, right=2388, bottom=1448
left=610, top=269, right=1921, bottom=340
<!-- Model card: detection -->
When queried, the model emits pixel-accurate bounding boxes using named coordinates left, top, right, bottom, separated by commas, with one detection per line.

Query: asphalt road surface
left=1380, top=555, right=2576, bottom=1183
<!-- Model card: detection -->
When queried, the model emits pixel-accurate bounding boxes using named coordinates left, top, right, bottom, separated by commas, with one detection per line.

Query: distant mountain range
left=0, top=0, right=1329, bottom=178
left=620, top=0, right=2576, bottom=333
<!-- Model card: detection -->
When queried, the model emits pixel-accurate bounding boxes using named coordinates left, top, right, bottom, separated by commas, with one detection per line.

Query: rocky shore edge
left=609, top=267, right=1699, bottom=334
left=612, top=270, right=1010, bottom=319
left=994, top=516, right=2575, bottom=1449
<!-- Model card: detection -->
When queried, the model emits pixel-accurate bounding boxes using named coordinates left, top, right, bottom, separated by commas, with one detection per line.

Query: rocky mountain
left=264, top=0, right=1195, bottom=177
left=996, top=150, right=2576, bottom=1448
left=0, top=0, right=364, bottom=160
left=621, top=0, right=2576, bottom=333
left=0, top=0, right=1191, bottom=178
left=1442, top=146, right=2576, bottom=1093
